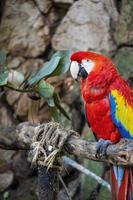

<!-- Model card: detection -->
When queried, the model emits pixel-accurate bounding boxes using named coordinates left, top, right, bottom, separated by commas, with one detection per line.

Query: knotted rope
left=30, top=122, right=78, bottom=169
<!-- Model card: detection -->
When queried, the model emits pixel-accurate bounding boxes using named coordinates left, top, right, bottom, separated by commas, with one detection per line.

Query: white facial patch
left=81, top=59, right=94, bottom=74
left=70, top=61, right=80, bottom=79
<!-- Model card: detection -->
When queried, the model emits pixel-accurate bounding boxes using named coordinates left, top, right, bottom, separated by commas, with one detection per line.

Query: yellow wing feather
left=111, top=90, right=133, bottom=136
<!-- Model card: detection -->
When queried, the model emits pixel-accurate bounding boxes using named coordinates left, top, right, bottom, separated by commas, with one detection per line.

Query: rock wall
left=0, top=0, right=133, bottom=199
left=52, top=0, right=118, bottom=54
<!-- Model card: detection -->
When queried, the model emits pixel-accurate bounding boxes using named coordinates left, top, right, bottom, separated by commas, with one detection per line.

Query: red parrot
left=70, top=51, right=133, bottom=200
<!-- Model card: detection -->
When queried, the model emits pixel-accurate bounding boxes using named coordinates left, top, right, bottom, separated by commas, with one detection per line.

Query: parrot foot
left=96, top=139, right=112, bottom=158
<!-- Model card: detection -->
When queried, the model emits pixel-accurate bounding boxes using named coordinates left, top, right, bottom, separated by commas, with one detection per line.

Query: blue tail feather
left=113, top=166, right=124, bottom=188
left=111, top=165, right=133, bottom=200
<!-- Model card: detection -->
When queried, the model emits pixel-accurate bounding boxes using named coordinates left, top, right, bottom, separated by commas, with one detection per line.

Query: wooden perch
left=0, top=122, right=133, bottom=166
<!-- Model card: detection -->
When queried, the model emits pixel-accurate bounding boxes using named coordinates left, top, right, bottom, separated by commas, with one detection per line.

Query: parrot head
left=70, top=51, right=117, bottom=80
left=70, top=51, right=118, bottom=102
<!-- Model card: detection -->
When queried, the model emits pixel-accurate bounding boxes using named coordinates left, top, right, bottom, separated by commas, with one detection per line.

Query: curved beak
left=70, top=61, right=80, bottom=79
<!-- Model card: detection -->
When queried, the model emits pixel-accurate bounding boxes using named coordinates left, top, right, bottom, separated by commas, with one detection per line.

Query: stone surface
left=0, top=106, right=13, bottom=126
left=114, top=0, right=133, bottom=45
left=0, top=171, right=14, bottom=192
left=34, top=0, right=52, bottom=13
left=54, top=0, right=73, bottom=4
left=6, top=90, right=20, bottom=106
left=0, top=0, right=51, bottom=57
left=113, top=47, right=133, bottom=79
left=0, top=150, right=15, bottom=162
left=20, top=58, right=44, bottom=75
left=15, top=93, right=30, bottom=118
left=7, top=56, right=44, bottom=75
left=7, top=57, right=25, bottom=69
left=59, top=175, right=81, bottom=199
left=10, top=177, right=37, bottom=200
left=52, top=0, right=118, bottom=53
left=12, top=151, right=32, bottom=180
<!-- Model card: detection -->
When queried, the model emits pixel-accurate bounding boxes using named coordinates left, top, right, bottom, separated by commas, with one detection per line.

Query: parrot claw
left=96, top=139, right=112, bottom=158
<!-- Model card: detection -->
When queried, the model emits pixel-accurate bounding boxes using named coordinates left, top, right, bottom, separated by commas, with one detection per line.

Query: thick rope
left=30, top=122, right=78, bottom=169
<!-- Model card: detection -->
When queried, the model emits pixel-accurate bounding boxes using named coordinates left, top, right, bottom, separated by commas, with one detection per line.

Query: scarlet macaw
left=70, top=51, right=133, bottom=200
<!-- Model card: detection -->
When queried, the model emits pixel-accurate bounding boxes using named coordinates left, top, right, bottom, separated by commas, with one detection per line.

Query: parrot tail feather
left=110, top=165, right=133, bottom=200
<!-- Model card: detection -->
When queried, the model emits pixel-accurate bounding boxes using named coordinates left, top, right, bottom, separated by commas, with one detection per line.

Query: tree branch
left=0, top=122, right=133, bottom=166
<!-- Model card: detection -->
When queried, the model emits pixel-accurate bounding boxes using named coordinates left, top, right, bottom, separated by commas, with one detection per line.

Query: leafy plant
left=28, top=51, right=71, bottom=85
left=0, top=69, right=8, bottom=86
left=0, top=50, right=71, bottom=122
left=0, top=51, right=8, bottom=86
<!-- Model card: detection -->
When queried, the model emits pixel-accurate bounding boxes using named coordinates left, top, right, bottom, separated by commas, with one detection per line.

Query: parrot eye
left=81, top=59, right=95, bottom=74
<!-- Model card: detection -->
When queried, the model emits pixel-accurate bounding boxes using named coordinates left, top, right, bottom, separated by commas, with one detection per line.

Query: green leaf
left=53, top=93, right=70, bottom=120
left=28, top=51, right=71, bottom=85
left=46, top=98, right=55, bottom=107
left=50, top=107, right=62, bottom=123
left=36, top=80, right=54, bottom=98
left=28, top=56, right=61, bottom=85
left=0, top=69, right=8, bottom=86
left=7, top=70, right=24, bottom=88
left=35, top=80, right=55, bottom=107
left=51, top=50, right=71, bottom=76
left=3, top=191, right=9, bottom=199
left=0, top=50, right=7, bottom=65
